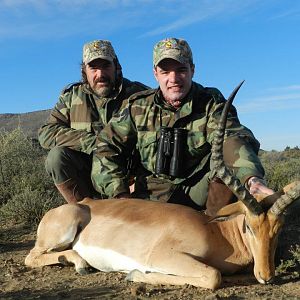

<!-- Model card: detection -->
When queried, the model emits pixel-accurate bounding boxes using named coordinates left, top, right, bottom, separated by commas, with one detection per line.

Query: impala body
left=25, top=187, right=295, bottom=289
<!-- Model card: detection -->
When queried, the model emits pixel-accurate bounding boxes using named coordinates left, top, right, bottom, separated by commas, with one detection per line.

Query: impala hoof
left=126, top=269, right=143, bottom=282
left=58, top=255, right=70, bottom=266
left=77, top=267, right=90, bottom=275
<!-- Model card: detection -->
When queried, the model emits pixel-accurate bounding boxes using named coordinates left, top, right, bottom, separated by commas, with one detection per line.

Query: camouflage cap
left=83, top=40, right=117, bottom=64
left=153, top=38, right=193, bottom=67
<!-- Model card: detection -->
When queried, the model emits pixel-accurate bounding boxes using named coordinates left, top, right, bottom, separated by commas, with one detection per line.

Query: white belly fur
left=73, top=240, right=164, bottom=274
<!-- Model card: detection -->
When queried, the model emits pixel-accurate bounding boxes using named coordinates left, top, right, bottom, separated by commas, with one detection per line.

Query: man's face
left=153, top=58, right=194, bottom=109
left=85, top=58, right=116, bottom=97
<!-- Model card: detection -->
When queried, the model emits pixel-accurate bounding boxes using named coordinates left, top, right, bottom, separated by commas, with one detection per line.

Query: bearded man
left=39, top=40, right=148, bottom=203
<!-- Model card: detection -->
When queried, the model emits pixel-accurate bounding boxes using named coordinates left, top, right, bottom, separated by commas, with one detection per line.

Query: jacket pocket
left=137, top=131, right=158, bottom=172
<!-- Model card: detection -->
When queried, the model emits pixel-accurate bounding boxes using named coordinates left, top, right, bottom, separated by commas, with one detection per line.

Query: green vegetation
left=0, top=128, right=63, bottom=225
left=276, top=245, right=300, bottom=276
left=260, top=147, right=300, bottom=190
left=0, top=128, right=299, bottom=275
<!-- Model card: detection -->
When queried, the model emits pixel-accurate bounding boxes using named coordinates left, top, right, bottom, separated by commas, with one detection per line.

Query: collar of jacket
left=153, top=82, right=201, bottom=119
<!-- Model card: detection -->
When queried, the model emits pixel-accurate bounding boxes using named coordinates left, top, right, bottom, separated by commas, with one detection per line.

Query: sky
left=0, top=0, right=299, bottom=151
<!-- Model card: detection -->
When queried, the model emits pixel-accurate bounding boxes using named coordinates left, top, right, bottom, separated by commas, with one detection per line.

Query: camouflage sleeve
left=91, top=102, right=136, bottom=197
left=38, top=93, right=96, bottom=155
left=206, top=91, right=265, bottom=185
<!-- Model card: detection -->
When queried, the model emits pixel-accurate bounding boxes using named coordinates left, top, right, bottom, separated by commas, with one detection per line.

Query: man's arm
left=91, top=104, right=136, bottom=198
left=38, top=92, right=97, bottom=155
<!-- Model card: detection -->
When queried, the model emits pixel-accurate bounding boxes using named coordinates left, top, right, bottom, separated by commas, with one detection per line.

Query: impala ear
left=207, top=201, right=246, bottom=223
left=259, top=181, right=300, bottom=210
left=259, top=190, right=284, bottom=208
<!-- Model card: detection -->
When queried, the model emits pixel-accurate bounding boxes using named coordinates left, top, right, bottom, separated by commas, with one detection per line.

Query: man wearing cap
left=92, top=38, right=273, bottom=214
left=38, top=40, right=148, bottom=203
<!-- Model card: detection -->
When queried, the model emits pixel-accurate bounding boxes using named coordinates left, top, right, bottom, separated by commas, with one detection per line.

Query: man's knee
left=45, top=147, right=72, bottom=173
left=45, top=147, right=80, bottom=184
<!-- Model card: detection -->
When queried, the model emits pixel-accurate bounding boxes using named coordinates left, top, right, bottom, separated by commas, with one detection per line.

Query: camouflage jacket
left=38, top=78, right=148, bottom=155
left=92, top=82, right=265, bottom=198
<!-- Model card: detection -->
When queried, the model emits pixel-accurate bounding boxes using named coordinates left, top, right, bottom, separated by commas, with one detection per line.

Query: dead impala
left=25, top=82, right=300, bottom=289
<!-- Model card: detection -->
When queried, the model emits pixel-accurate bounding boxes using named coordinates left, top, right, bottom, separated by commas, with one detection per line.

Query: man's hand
left=129, top=183, right=135, bottom=194
left=247, top=177, right=274, bottom=196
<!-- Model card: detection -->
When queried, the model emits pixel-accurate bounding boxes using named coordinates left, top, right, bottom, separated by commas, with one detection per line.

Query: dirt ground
left=1, top=214, right=300, bottom=300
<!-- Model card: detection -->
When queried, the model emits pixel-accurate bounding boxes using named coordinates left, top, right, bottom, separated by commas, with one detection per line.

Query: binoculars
left=155, top=127, right=187, bottom=177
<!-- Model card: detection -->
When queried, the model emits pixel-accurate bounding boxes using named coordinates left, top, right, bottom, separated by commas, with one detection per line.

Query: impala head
left=214, top=194, right=284, bottom=284
left=211, top=81, right=300, bottom=284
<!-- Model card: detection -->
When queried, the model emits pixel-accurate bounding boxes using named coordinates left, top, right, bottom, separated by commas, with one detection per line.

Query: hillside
left=0, top=110, right=50, bottom=138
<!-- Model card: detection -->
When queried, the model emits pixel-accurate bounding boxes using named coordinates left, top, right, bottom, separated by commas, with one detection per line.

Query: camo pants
left=45, top=146, right=102, bottom=198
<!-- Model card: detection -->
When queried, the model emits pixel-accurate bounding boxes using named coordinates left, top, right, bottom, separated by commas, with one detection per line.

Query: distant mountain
left=0, top=110, right=51, bottom=138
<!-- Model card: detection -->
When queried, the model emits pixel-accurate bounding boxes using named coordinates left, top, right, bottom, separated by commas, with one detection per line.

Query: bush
left=260, top=148, right=300, bottom=272
left=260, top=148, right=300, bottom=190
left=0, top=128, right=63, bottom=225
left=0, top=187, right=61, bottom=225
left=276, top=245, right=300, bottom=276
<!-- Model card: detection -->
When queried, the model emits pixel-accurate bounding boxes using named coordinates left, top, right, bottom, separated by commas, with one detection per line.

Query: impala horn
left=270, top=181, right=300, bottom=216
left=211, top=80, right=263, bottom=215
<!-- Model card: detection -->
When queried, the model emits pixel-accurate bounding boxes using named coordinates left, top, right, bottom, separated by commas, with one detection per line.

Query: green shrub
left=276, top=245, right=300, bottom=275
left=0, top=187, right=61, bottom=225
left=0, top=128, right=63, bottom=225
left=260, top=148, right=300, bottom=190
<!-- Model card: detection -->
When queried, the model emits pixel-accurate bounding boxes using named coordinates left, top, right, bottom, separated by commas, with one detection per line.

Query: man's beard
left=91, top=78, right=115, bottom=97
left=93, top=84, right=114, bottom=97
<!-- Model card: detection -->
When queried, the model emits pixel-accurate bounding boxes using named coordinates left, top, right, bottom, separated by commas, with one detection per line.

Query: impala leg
left=126, top=268, right=221, bottom=290
left=25, top=247, right=89, bottom=274
left=25, top=204, right=90, bottom=274
left=127, top=253, right=221, bottom=290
